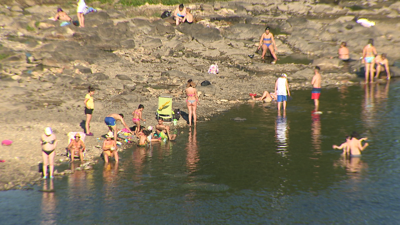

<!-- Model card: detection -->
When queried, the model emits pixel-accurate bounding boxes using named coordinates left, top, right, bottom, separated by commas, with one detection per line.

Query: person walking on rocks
left=84, top=86, right=95, bottom=136
left=258, top=26, right=278, bottom=64
left=275, top=73, right=291, bottom=114
left=186, top=79, right=199, bottom=127
left=41, top=127, right=57, bottom=179
left=311, top=66, right=322, bottom=112
left=362, top=39, right=377, bottom=83
left=77, top=0, right=86, bottom=28
left=104, top=113, right=132, bottom=140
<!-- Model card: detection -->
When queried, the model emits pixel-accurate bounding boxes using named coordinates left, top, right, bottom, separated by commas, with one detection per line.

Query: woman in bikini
left=258, top=26, right=278, bottom=63
left=173, top=4, right=186, bottom=26
left=41, top=127, right=57, bottom=179
left=186, top=79, right=199, bottom=127
left=362, top=39, right=378, bottom=83
left=132, top=104, right=146, bottom=136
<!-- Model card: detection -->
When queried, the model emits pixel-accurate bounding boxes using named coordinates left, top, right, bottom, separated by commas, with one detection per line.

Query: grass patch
left=88, top=0, right=211, bottom=6
left=35, top=21, right=40, bottom=28
left=0, top=53, right=10, bottom=60
left=26, top=25, right=35, bottom=32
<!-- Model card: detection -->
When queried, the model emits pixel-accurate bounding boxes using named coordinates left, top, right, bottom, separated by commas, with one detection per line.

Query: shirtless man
left=375, top=53, right=391, bottom=80
left=311, top=66, right=322, bottom=112
left=67, top=133, right=86, bottom=162
left=104, top=113, right=133, bottom=141
left=155, top=118, right=176, bottom=141
left=54, top=8, right=72, bottom=21
left=347, top=132, right=369, bottom=156
left=332, top=136, right=351, bottom=155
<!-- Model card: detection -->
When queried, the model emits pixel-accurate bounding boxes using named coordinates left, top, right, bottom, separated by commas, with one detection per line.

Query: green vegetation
left=26, top=25, right=35, bottom=32
left=35, top=21, right=40, bottom=28
left=87, top=0, right=209, bottom=6
left=0, top=53, right=10, bottom=60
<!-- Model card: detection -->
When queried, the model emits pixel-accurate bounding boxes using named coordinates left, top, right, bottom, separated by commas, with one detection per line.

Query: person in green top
left=84, top=86, right=95, bottom=136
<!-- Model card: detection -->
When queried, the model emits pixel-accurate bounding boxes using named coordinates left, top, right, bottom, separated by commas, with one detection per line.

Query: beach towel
left=60, top=21, right=71, bottom=27
left=83, top=7, right=97, bottom=15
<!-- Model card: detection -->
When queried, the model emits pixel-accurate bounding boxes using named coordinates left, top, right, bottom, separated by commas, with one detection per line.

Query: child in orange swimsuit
left=132, top=104, right=146, bottom=136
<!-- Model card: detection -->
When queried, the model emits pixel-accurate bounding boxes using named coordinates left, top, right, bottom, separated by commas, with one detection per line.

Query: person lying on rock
left=249, top=91, right=277, bottom=102
left=183, top=8, right=193, bottom=24
left=54, top=8, right=72, bottom=21
left=67, top=133, right=86, bottom=162
left=375, top=53, right=391, bottom=80
left=173, top=4, right=186, bottom=25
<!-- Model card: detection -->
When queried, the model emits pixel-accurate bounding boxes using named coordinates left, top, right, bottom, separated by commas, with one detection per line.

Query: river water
left=2, top=81, right=400, bottom=224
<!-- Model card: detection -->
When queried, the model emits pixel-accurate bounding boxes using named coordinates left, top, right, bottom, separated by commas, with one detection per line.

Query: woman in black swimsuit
left=41, top=127, right=57, bottom=179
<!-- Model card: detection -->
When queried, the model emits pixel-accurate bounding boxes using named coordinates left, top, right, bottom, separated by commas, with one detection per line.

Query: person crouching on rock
left=103, top=132, right=118, bottom=163
left=375, top=53, right=391, bottom=80
left=54, top=8, right=72, bottom=21
left=41, top=127, right=57, bottom=179
left=183, top=8, right=193, bottom=24
left=258, top=26, right=278, bottom=64
left=173, top=4, right=186, bottom=26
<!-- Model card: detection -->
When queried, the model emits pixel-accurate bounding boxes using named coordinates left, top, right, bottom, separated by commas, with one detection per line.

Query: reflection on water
left=3, top=80, right=400, bottom=224
left=40, top=179, right=56, bottom=225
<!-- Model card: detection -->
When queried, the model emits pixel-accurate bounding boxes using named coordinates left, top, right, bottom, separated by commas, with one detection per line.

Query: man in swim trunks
left=104, top=113, right=133, bottom=141
left=311, top=66, right=322, bottom=112
left=67, top=133, right=86, bottom=162
left=41, top=127, right=57, bottom=179
left=375, top=53, right=391, bottom=80
left=155, top=118, right=176, bottom=141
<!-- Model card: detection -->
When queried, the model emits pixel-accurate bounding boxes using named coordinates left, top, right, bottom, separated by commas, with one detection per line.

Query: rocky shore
left=1, top=0, right=399, bottom=190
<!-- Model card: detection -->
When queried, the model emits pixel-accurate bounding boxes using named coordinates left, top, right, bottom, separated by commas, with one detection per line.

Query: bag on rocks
left=208, top=64, right=219, bottom=74
left=161, top=11, right=171, bottom=19
left=201, top=80, right=211, bottom=86
left=173, top=109, right=181, bottom=120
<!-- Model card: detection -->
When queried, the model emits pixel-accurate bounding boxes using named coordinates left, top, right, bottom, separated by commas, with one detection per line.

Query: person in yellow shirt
left=84, top=86, right=95, bottom=136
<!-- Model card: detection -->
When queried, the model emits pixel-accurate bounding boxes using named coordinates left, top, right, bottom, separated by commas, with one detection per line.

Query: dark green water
left=2, top=81, right=400, bottom=224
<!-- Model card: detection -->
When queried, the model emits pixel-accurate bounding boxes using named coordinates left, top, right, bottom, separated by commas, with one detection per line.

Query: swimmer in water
left=348, top=131, right=369, bottom=157
left=257, top=26, right=278, bottom=63
left=362, top=39, right=377, bottom=83
left=332, top=136, right=351, bottom=155
left=375, top=53, right=391, bottom=80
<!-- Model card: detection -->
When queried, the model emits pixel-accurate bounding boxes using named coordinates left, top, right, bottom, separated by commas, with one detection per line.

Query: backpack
left=201, top=80, right=211, bottom=86
left=161, top=11, right=171, bottom=19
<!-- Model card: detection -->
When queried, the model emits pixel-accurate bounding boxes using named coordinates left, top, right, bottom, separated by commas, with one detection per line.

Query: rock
left=78, top=67, right=92, bottom=74
left=141, top=38, right=162, bottom=48
left=116, top=74, right=132, bottom=81
left=197, top=85, right=218, bottom=97
left=177, top=24, right=222, bottom=43
left=336, top=16, right=356, bottom=23
left=312, top=4, right=334, bottom=14
left=120, top=39, right=135, bottom=49
left=123, top=84, right=136, bottom=91
left=223, top=24, right=264, bottom=40
left=25, top=5, right=56, bottom=15
left=37, top=22, right=55, bottom=29
left=200, top=3, right=214, bottom=12
left=313, top=58, right=341, bottom=69
left=389, top=2, right=400, bottom=13
left=89, top=73, right=109, bottom=80
left=11, top=5, right=23, bottom=12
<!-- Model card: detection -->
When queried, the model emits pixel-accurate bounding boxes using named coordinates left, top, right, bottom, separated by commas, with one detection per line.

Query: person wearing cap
left=257, top=26, right=278, bottom=63
left=67, top=133, right=86, bottom=162
left=104, top=113, right=133, bottom=141
left=54, top=8, right=72, bottom=21
left=275, top=73, right=291, bottom=114
left=102, top=132, right=118, bottom=163
left=41, top=127, right=57, bottom=179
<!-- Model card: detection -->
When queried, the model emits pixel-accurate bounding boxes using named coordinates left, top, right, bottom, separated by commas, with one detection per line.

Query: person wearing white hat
left=41, top=127, right=57, bottom=179
left=275, top=73, right=291, bottom=114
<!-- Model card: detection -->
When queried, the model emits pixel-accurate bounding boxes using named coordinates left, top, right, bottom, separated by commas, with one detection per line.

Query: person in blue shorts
left=104, top=113, right=132, bottom=140
left=274, top=73, right=291, bottom=114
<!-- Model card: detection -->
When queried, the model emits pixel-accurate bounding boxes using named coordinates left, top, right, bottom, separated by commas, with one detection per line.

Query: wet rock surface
left=0, top=0, right=399, bottom=190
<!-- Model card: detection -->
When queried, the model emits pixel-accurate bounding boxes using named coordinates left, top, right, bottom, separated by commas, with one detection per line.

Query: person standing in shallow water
left=258, top=26, right=278, bottom=64
left=41, top=127, right=57, bottom=179
left=186, top=79, right=199, bottom=127
left=311, top=66, right=322, bottom=112
left=275, top=73, right=290, bottom=114
left=84, top=86, right=95, bottom=136
left=362, top=39, right=377, bottom=83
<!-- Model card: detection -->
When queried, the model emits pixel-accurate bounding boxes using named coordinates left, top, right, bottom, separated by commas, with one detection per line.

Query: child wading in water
left=132, top=104, right=146, bottom=136
left=137, top=128, right=151, bottom=147
left=333, top=132, right=368, bottom=157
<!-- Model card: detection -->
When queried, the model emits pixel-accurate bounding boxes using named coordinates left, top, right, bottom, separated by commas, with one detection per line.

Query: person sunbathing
left=54, top=8, right=72, bottom=21
left=249, top=91, right=277, bottom=102
left=67, top=133, right=85, bottom=162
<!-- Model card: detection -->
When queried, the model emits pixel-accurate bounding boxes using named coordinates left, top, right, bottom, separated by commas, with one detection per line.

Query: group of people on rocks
left=40, top=79, right=199, bottom=179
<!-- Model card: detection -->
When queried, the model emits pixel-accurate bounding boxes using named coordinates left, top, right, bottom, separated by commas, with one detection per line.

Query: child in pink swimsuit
left=132, top=104, right=146, bottom=136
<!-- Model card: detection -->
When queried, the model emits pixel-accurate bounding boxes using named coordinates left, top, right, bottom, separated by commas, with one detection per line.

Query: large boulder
left=177, top=24, right=222, bottom=43
left=222, top=24, right=264, bottom=40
